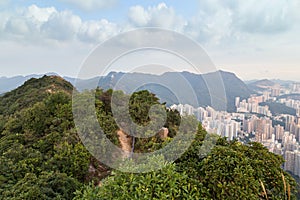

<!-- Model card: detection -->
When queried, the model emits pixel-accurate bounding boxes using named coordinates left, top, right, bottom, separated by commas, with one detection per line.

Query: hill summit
left=0, top=75, right=73, bottom=115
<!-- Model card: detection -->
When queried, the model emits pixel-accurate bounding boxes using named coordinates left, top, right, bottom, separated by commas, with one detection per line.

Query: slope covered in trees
left=0, top=76, right=89, bottom=199
left=0, top=75, right=73, bottom=115
left=0, top=76, right=181, bottom=199
left=74, top=131, right=298, bottom=199
left=0, top=76, right=298, bottom=199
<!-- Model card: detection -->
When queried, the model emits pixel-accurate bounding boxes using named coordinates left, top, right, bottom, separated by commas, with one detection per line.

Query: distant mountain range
left=245, top=79, right=296, bottom=86
left=0, top=73, right=60, bottom=94
left=250, top=79, right=276, bottom=87
left=247, top=79, right=277, bottom=92
left=1, top=70, right=253, bottom=112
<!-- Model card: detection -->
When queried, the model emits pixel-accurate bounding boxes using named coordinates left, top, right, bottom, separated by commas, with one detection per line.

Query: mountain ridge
left=0, top=75, right=73, bottom=115
left=0, top=71, right=252, bottom=112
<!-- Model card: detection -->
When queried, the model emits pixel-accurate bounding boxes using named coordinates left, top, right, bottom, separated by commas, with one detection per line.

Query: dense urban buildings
left=170, top=82, right=300, bottom=176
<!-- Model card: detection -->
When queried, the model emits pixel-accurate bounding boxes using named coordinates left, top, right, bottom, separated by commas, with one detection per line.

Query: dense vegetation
left=0, top=76, right=298, bottom=199
left=0, top=75, right=73, bottom=115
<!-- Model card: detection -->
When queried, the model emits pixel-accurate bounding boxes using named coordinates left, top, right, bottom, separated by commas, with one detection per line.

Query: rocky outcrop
left=157, top=127, right=169, bottom=140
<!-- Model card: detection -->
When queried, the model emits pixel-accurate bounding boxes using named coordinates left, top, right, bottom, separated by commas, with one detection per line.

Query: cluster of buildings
left=291, top=83, right=300, bottom=94
left=236, top=96, right=272, bottom=116
left=170, top=104, right=241, bottom=141
left=278, top=98, right=300, bottom=116
left=170, top=100, right=300, bottom=176
left=170, top=81, right=300, bottom=176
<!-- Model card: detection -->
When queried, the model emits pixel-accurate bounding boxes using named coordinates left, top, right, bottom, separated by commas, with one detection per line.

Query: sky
left=0, top=0, right=300, bottom=81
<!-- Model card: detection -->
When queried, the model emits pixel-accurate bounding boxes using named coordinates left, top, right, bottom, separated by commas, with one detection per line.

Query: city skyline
left=0, top=1, right=300, bottom=81
left=170, top=82, right=300, bottom=177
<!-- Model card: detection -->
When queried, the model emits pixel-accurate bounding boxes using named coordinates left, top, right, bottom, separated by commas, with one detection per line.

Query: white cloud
left=196, top=0, right=300, bottom=35
left=78, top=19, right=119, bottom=43
left=5, top=17, right=31, bottom=35
left=128, top=3, right=187, bottom=32
left=182, top=0, right=300, bottom=46
left=25, top=4, right=57, bottom=23
left=185, top=6, right=233, bottom=45
left=58, top=0, right=117, bottom=11
left=2, top=5, right=56, bottom=41
left=1, top=2, right=300, bottom=47
left=1, top=2, right=300, bottom=80
left=41, top=10, right=82, bottom=41
left=128, top=5, right=150, bottom=27
left=233, top=0, right=299, bottom=34
left=0, top=4, right=119, bottom=44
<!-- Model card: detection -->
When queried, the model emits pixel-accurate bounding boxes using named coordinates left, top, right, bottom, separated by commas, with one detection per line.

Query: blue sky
left=11, top=0, right=198, bottom=20
left=0, top=0, right=300, bottom=81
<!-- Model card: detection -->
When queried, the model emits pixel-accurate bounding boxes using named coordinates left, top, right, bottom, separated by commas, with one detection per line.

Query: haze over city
left=0, top=0, right=300, bottom=81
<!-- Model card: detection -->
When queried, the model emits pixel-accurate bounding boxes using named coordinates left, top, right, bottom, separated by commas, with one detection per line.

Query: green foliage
left=94, top=88, right=120, bottom=146
left=0, top=79, right=183, bottom=199
left=73, top=182, right=101, bottom=200
left=175, top=123, right=208, bottom=178
left=48, top=141, right=90, bottom=181
left=164, top=109, right=181, bottom=137
left=0, top=75, right=73, bottom=115
left=200, top=145, right=261, bottom=199
left=198, top=140, right=297, bottom=199
left=74, top=156, right=207, bottom=200
left=129, top=90, right=160, bottom=125
left=175, top=127, right=297, bottom=199
left=94, top=89, right=181, bottom=153
left=128, top=90, right=181, bottom=153
left=2, top=171, right=81, bottom=200
left=22, top=102, right=50, bottom=137
left=0, top=76, right=298, bottom=200
left=74, top=122, right=298, bottom=199
left=0, top=77, right=90, bottom=198
left=0, top=115, right=7, bottom=133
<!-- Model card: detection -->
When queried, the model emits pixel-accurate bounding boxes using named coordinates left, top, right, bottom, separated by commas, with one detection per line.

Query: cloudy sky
left=0, top=0, right=300, bottom=81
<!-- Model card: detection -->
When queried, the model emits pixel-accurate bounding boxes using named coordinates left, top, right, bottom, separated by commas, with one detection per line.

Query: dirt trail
left=117, top=129, right=132, bottom=158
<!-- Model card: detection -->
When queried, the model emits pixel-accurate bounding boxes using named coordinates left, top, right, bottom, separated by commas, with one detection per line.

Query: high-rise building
left=284, top=151, right=295, bottom=173
left=235, top=97, right=240, bottom=109
left=274, top=125, right=284, bottom=140
left=294, top=151, right=300, bottom=176
left=271, top=87, right=280, bottom=97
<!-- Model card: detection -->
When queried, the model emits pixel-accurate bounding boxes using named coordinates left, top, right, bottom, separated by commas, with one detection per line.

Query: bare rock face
left=117, top=129, right=132, bottom=158
left=158, top=127, right=169, bottom=140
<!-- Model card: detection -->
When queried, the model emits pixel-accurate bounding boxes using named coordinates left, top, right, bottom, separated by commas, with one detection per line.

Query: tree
left=74, top=156, right=207, bottom=200
left=199, top=140, right=297, bottom=199
left=2, top=171, right=81, bottom=200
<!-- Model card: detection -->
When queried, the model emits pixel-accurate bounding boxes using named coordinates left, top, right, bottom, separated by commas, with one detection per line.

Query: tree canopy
left=0, top=76, right=298, bottom=199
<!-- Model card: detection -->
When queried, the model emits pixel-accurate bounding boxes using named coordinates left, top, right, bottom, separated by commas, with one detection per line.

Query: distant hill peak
left=22, top=75, right=73, bottom=93
left=0, top=75, right=73, bottom=115
left=250, top=79, right=276, bottom=87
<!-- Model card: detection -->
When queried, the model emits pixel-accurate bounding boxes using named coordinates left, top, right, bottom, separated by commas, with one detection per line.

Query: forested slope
left=0, top=76, right=297, bottom=199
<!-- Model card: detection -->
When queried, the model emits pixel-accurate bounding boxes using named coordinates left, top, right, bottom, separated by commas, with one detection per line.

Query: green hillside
left=0, top=76, right=297, bottom=199
left=0, top=75, right=73, bottom=115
